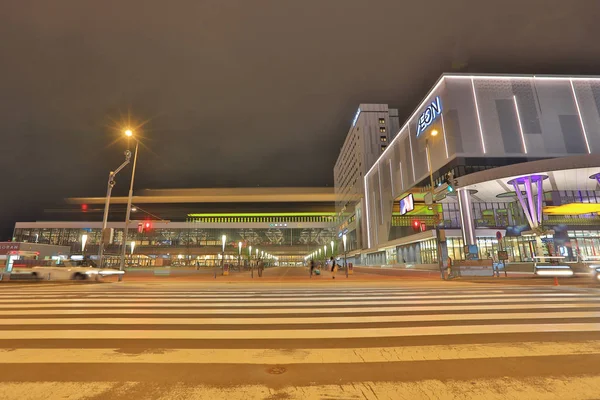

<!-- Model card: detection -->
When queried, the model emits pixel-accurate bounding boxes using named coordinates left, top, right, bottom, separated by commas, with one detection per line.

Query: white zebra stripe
left=0, top=297, right=596, bottom=308
left=1, top=311, right=598, bottom=325
left=0, top=292, right=583, bottom=300
left=1, top=340, right=599, bottom=364
left=0, top=302, right=597, bottom=315
left=2, top=323, right=600, bottom=339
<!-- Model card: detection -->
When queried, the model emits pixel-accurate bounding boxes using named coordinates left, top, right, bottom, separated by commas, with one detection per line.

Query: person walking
left=330, top=256, right=338, bottom=279
left=257, top=257, right=265, bottom=277
left=309, top=259, right=315, bottom=278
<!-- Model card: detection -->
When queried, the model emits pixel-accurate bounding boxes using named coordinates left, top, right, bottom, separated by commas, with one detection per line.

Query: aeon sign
left=416, top=96, right=442, bottom=137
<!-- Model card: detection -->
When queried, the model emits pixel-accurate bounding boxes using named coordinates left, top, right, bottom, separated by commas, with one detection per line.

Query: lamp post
left=119, top=129, right=139, bottom=281
left=81, top=234, right=88, bottom=260
left=98, top=150, right=131, bottom=269
left=249, top=245, right=253, bottom=278
left=343, top=234, right=348, bottom=278
left=426, top=129, right=445, bottom=280
left=221, top=234, right=226, bottom=274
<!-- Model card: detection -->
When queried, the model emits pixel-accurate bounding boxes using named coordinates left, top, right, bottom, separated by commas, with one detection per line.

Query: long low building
left=357, top=73, right=600, bottom=268
left=12, top=187, right=337, bottom=267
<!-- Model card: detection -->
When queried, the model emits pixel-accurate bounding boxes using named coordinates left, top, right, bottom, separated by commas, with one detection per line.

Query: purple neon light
left=537, top=176, right=543, bottom=225
left=523, top=177, right=538, bottom=227
left=507, top=174, right=548, bottom=230
left=511, top=180, right=534, bottom=228
left=590, top=173, right=600, bottom=185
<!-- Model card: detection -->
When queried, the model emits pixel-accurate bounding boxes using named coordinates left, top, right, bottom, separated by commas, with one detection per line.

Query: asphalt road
left=1, top=276, right=600, bottom=399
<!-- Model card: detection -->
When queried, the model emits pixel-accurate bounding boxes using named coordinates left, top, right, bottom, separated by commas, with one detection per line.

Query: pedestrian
left=257, top=257, right=264, bottom=277
left=330, top=256, right=338, bottom=279
left=309, top=259, right=315, bottom=278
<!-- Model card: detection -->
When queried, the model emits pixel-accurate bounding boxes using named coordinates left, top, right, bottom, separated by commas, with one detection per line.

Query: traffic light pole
left=119, top=140, right=139, bottom=281
left=98, top=151, right=131, bottom=269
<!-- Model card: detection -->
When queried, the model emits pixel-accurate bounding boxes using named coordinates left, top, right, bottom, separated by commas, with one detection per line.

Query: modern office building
left=359, top=73, right=600, bottom=266
left=11, top=187, right=337, bottom=267
left=334, top=104, right=400, bottom=252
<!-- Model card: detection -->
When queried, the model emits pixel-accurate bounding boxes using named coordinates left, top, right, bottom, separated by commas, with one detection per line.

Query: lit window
left=379, top=127, right=386, bottom=133
left=381, top=145, right=387, bottom=151
left=379, top=118, right=385, bottom=124
left=380, top=136, right=387, bottom=142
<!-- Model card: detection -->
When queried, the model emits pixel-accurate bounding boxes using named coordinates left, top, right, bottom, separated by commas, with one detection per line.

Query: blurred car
left=30, top=260, right=125, bottom=281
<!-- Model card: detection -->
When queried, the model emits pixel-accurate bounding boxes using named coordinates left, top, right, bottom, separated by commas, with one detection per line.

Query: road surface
left=1, top=280, right=600, bottom=399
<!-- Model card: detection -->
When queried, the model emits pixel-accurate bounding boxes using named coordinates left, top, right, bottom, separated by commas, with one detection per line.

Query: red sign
left=496, top=231, right=502, bottom=240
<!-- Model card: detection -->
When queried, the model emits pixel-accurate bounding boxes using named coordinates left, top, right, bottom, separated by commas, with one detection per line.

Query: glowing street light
left=130, top=241, right=135, bottom=255
left=120, top=128, right=140, bottom=280
left=343, top=234, right=348, bottom=278
left=81, top=234, right=88, bottom=253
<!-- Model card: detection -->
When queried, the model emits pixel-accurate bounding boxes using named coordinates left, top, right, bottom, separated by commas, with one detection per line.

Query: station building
left=11, top=187, right=337, bottom=267
left=355, top=74, right=600, bottom=267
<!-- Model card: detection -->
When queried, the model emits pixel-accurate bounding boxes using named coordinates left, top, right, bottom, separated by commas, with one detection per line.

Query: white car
left=31, top=260, right=125, bottom=281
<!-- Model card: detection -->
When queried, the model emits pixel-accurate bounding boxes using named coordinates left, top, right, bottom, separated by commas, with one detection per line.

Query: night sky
left=1, top=0, right=599, bottom=239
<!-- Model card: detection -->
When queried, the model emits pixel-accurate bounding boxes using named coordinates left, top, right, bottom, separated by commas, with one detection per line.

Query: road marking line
left=1, top=340, right=600, bottom=364
left=0, top=297, right=596, bottom=308
left=0, top=303, right=597, bottom=315
left=0, top=292, right=583, bottom=300
left=2, top=323, right=600, bottom=339
left=2, top=311, right=599, bottom=325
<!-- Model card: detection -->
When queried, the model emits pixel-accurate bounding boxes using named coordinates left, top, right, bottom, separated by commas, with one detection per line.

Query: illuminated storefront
left=361, top=74, right=600, bottom=266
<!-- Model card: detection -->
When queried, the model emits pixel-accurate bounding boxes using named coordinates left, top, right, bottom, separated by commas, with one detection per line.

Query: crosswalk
left=1, top=283, right=600, bottom=399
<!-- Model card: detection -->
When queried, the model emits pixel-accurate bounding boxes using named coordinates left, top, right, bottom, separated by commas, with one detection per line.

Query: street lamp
left=343, top=234, right=348, bottom=278
left=130, top=241, right=135, bottom=255
left=119, top=128, right=140, bottom=280
left=81, top=234, right=88, bottom=255
left=238, top=241, right=242, bottom=266
left=425, top=128, right=445, bottom=280
left=98, top=149, right=132, bottom=269
left=330, top=240, right=334, bottom=256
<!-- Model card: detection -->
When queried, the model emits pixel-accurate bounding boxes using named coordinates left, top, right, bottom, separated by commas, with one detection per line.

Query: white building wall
left=365, top=73, right=600, bottom=251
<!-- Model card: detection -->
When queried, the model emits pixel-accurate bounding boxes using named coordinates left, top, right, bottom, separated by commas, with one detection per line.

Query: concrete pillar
left=457, top=188, right=476, bottom=246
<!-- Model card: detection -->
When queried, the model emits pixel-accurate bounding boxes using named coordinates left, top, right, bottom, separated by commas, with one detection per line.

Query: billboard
left=399, top=194, right=414, bottom=215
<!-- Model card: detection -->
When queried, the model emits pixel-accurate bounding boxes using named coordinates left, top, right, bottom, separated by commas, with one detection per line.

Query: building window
left=381, top=145, right=387, bottom=151
left=379, top=127, right=386, bottom=133
left=379, top=118, right=385, bottom=124
left=380, top=136, right=387, bottom=142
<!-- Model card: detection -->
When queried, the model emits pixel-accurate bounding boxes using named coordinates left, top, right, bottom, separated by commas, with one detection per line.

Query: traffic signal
left=412, top=219, right=420, bottom=232
left=137, top=222, right=152, bottom=233
left=444, top=172, right=457, bottom=193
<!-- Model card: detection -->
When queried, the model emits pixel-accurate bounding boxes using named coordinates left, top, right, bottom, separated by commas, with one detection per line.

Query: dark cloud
left=1, top=0, right=599, bottom=238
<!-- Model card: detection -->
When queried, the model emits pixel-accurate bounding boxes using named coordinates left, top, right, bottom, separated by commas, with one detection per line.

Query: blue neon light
left=416, top=96, right=442, bottom=137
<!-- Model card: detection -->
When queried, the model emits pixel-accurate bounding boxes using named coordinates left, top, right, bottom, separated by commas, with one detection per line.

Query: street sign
left=496, top=231, right=502, bottom=240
